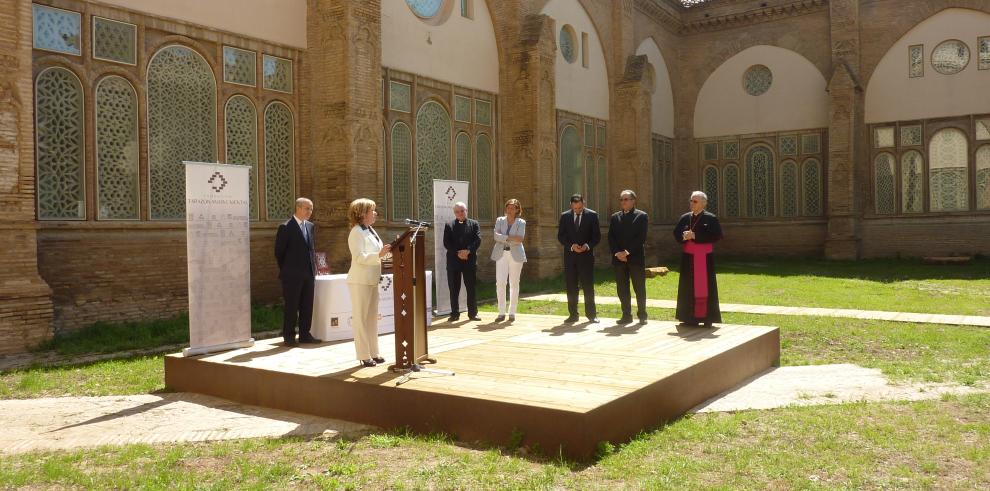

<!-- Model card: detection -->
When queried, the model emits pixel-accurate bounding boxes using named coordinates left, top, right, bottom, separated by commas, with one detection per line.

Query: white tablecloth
left=311, top=272, right=433, bottom=342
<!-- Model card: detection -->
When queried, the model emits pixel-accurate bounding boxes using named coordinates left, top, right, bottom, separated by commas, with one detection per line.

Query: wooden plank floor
left=166, top=312, right=779, bottom=458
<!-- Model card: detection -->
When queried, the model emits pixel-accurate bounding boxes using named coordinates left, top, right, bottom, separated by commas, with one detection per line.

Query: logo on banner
left=331, top=317, right=339, bottom=327
left=208, top=171, right=228, bottom=193
left=445, top=185, right=457, bottom=201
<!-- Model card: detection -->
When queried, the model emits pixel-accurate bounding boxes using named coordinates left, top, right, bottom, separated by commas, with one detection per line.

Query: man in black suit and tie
left=608, top=190, right=649, bottom=324
left=443, top=201, right=482, bottom=322
left=557, top=194, right=601, bottom=323
left=274, top=197, right=322, bottom=346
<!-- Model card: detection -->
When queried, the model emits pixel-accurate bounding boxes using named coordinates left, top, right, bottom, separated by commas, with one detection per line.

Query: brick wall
left=0, top=0, right=55, bottom=354
left=36, top=226, right=282, bottom=332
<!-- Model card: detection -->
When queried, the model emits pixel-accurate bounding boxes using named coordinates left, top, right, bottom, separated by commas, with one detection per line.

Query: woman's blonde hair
left=347, top=198, right=376, bottom=227
left=504, top=198, right=522, bottom=217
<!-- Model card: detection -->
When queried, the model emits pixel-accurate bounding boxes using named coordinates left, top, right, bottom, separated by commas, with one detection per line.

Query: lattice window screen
left=802, top=159, right=823, bottom=216
left=874, top=153, right=896, bottom=215
left=96, top=76, right=139, bottom=220
left=703, top=166, right=719, bottom=216
left=746, top=146, right=775, bottom=217
left=724, top=164, right=741, bottom=218
left=264, top=102, right=295, bottom=220
left=415, top=101, right=451, bottom=220
left=225, top=95, right=259, bottom=219
left=36, top=67, right=85, bottom=220
left=929, top=128, right=969, bottom=212
left=901, top=151, right=924, bottom=213
left=390, top=123, right=413, bottom=219
left=780, top=161, right=798, bottom=217
left=147, top=46, right=217, bottom=220
left=476, top=134, right=494, bottom=221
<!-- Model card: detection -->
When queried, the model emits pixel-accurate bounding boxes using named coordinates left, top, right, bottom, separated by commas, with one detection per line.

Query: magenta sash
left=683, top=241, right=713, bottom=318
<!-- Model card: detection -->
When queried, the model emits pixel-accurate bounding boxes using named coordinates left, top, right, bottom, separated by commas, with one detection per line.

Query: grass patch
left=499, top=300, right=990, bottom=386
left=35, top=303, right=283, bottom=356
left=0, top=355, right=164, bottom=399
left=519, top=256, right=990, bottom=315
left=1, top=394, right=987, bottom=489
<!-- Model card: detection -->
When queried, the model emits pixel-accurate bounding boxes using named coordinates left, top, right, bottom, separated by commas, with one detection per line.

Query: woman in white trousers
left=346, top=198, right=391, bottom=367
left=490, top=199, right=527, bottom=322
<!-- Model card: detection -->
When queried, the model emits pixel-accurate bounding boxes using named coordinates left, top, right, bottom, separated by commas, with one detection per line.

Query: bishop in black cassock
left=673, top=191, right=723, bottom=326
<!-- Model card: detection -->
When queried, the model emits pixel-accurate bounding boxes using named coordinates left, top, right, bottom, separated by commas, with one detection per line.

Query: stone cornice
left=680, top=0, right=829, bottom=34
left=635, top=0, right=684, bottom=34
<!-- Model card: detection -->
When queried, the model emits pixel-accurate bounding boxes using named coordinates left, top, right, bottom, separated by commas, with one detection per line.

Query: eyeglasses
left=690, top=200, right=699, bottom=203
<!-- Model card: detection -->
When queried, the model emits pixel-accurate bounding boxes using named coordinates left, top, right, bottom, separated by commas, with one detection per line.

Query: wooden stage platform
left=165, top=313, right=779, bottom=459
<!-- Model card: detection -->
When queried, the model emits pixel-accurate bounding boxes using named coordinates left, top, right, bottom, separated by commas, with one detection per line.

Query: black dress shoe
left=587, top=317, right=600, bottom=323
left=617, top=316, right=633, bottom=325
left=703, top=322, right=713, bottom=328
left=361, top=359, right=376, bottom=367
left=468, top=315, right=482, bottom=321
left=372, top=356, right=386, bottom=364
left=564, top=315, right=579, bottom=323
left=494, top=315, right=505, bottom=322
left=449, top=314, right=460, bottom=322
left=298, top=336, right=322, bottom=344
left=283, top=339, right=298, bottom=347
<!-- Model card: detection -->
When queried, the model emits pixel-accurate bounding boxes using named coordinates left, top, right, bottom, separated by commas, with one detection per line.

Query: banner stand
left=432, top=179, right=470, bottom=316
left=182, top=161, right=255, bottom=357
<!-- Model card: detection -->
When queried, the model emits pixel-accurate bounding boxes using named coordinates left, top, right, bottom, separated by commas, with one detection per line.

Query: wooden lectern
left=388, top=226, right=431, bottom=371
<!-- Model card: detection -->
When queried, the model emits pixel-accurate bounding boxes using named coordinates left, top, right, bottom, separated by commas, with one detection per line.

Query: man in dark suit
left=274, top=197, right=322, bottom=346
left=608, top=190, right=649, bottom=324
left=443, top=201, right=481, bottom=322
left=557, top=194, right=601, bottom=323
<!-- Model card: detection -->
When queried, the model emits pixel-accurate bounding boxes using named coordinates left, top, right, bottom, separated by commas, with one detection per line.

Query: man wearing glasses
left=674, top=191, right=723, bottom=327
left=608, top=190, right=649, bottom=324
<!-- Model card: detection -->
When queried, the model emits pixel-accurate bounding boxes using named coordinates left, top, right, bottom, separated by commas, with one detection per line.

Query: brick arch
left=861, top=2, right=990, bottom=85
left=145, top=35, right=218, bottom=72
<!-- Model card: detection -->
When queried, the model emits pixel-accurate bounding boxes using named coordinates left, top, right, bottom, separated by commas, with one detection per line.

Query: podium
left=388, top=226, right=431, bottom=371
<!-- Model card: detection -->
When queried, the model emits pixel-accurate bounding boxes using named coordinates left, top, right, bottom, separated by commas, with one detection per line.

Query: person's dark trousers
left=447, top=264, right=478, bottom=317
left=282, top=277, right=314, bottom=342
left=614, top=261, right=647, bottom=319
left=564, top=254, right=596, bottom=318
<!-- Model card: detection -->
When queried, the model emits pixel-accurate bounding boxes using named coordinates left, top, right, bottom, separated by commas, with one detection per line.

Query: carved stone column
left=825, top=0, right=863, bottom=259
left=0, top=0, right=55, bottom=354
left=499, top=13, right=559, bottom=277
left=302, top=0, right=383, bottom=271
left=612, top=55, right=654, bottom=210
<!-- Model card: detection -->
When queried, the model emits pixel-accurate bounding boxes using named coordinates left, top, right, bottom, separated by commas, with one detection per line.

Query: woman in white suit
left=346, top=198, right=391, bottom=367
left=490, top=199, right=527, bottom=322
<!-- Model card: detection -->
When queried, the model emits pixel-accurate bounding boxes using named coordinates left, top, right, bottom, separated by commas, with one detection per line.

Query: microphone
left=404, top=218, right=432, bottom=228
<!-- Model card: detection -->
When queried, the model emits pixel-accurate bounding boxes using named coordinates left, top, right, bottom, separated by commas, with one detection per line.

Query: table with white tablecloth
left=310, top=272, right=433, bottom=342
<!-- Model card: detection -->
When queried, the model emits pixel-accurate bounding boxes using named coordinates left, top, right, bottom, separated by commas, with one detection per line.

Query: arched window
left=264, top=102, right=295, bottom=220
left=874, top=152, right=896, bottom=215
left=976, top=145, right=990, bottom=210
left=723, top=164, right=741, bottom=218
left=780, top=160, right=798, bottom=217
left=147, top=45, right=217, bottom=220
left=745, top=145, right=774, bottom=217
left=585, top=153, right=595, bottom=209
left=597, top=156, right=607, bottom=215
left=95, top=76, right=138, bottom=220
left=35, top=67, right=85, bottom=220
left=802, top=158, right=823, bottom=216
left=415, top=101, right=450, bottom=220
left=559, top=125, right=582, bottom=210
left=929, top=128, right=969, bottom=212
left=476, top=134, right=494, bottom=221
left=702, top=165, right=719, bottom=216
left=390, top=122, right=413, bottom=220
left=225, top=95, right=259, bottom=220
left=455, top=132, right=471, bottom=182
left=900, top=150, right=924, bottom=213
